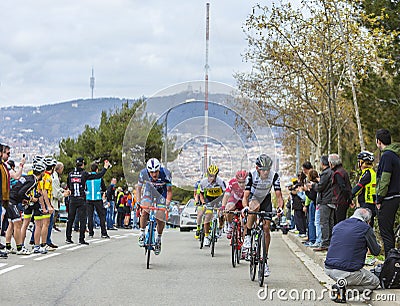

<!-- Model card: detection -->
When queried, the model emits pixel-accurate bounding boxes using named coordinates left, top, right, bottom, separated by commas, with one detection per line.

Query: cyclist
left=222, top=170, right=247, bottom=239
left=242, top=154, right=284, bottom=277
left=197, top=164, right=226, bottom=247
left=137, top=158, right=172, bottom=255
left=352, top=151, right=377, bottom=227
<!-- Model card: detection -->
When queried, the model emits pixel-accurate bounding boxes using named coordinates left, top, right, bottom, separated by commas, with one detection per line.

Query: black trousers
left=335, top=203, right=349, bottom=224
left=294, top=209, right=307, bottom=235
left=66, top=198, right=86, bottom=242
left=87, top=200, right=107, bottom=236
left=377, top=197, right=400, bottom=257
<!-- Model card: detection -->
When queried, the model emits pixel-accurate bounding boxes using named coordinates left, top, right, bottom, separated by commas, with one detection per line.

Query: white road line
left=57, top=244, right=76, bottom=250
left=21, top=253, right=41, bottom=259
left=93, top=240, right=109, bottom=244
left=0, top=265, right=24, bottom=275
left=113, top=236, right=126, bottom=239
left=125, top=233, right=139, bottom=236
left=66, top=245, right=86, bottom=251
left=0, top=263, right=7, bottom=268
left=34, top=253, right=61, bottom=261
left=110, top=235, right=122, bottom=238
left=85, top=239, right=100, bottom=243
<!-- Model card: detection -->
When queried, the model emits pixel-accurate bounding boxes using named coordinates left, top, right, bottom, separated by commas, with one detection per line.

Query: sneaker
left=194, top=230, right=200, bottom=239
left=304, top=241, right=315, bottom=247
left=0, top=251, right=7, bottom=259
left=204, top=236, right=211, bottom=247
left=34, top=246, right=47, bottom=254
left=88, top=235, right=94, bottom=238
left=101, top=235, right=110, bottom=239
left=298, top=234, right=307, bottom=238
left=264, top=263, right=271, bottom=277
left=65, top=239, right=74, bottom=244
left=16, top=246, right=31, bottom=255
left=79, top=240, right=89, bottom=245
left=138, top=232, right=145, bottom=247
left=154, top=240, right=161, bottom=255
left=47, top=243, right=58, bottom=249
left=243, top=235, right=251, bottom=249
left=0, top=243, right=5, bottom=250
left=6, top=247, right=17, bottom=254
left=45, top=245, right=56, bottom=252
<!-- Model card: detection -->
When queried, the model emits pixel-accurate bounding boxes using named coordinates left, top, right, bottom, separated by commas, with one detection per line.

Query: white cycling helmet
left=33, top=155, right=44, bottom=164
left=146, top=158, right=161, bottom=172
left=32, top=161, right=46, bottom=173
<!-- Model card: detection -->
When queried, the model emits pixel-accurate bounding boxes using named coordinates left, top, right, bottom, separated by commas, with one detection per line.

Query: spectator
left=0, top=143, right=11, bottom=258
left=329, top=154, right=352, bottom=223
left=7, top=157, right=25, bottom=189
left=116, top=187, right=125, bottom=228
left=352, top=151, right=376, bottom=227
left=304, top=169, right=319, bottom=247
left=65, top=157, right=110, bottom=245
left=86, top=162, right=109, bottom=239
left=311, top=155, right=334, bottom=252
left=290, top=182, right=307, bottom=237
left=375, top=128, right=400, bottom=257
left=106, top=178, right=117, bottom=230
left=51, top=162, right=70, bottom=232
left=325, top=208, right=380, bottom=302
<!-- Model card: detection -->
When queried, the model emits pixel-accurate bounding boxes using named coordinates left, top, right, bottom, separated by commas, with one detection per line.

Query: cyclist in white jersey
left=242, top=154, right=284, bottom=277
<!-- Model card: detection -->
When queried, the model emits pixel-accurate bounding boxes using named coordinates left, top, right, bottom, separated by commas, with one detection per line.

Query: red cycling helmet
left=235, top=170, right=248, bottom=182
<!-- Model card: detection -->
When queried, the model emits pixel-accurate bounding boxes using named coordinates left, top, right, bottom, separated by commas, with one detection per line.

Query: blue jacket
left=86, top=172, right=106, bottom=201
left=325, top=217, right=380, bottom=271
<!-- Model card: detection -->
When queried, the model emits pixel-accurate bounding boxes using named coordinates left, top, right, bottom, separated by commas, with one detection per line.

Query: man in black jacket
left=66, top=157, right=110, bottom=245
left=375, top=129, right=400, bottom=256
left=311, top=155, right=334, bottom=252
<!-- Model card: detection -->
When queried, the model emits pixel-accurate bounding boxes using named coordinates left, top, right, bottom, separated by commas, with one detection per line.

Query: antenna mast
left=204, top=2, right=210, bottom=173
left=90, top=67, right=95, bottom=99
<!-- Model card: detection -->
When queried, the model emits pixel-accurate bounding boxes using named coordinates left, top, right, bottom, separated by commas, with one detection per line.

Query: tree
left=235, top=0, right=385, bottom=170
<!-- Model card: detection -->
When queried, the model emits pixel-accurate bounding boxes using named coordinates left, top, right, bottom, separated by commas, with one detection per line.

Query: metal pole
left=296, top=130, right=300, bottom=175
left=164, top=108, right=171, bottom=168
left=204, top=2, right=210, bottom=172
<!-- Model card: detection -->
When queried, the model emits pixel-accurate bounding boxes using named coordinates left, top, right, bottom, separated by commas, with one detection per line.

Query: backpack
left=379, top=248, right=400, bottom=289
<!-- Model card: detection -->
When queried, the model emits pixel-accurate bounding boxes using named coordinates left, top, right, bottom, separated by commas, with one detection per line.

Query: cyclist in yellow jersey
left=197, top=165, right=226, bottom=246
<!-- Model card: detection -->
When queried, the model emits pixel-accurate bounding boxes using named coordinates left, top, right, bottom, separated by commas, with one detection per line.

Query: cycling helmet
left=235, top=170, right=248, bottom=181
left=33, top=155, right=44, bottom=164
left=32, top=161, right=46, bottom=173
left=255, top=154, right=273, bottom=170
left=357, top=151, right=374, bottom=163
left=146, top=158, right=161, bottom=172
left=44, top=157, right=56, bottom=167
left=207, top=164, right=219, bottom=176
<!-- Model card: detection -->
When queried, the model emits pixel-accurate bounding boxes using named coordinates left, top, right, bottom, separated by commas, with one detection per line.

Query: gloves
left=241, top=206, right=249, bottom=217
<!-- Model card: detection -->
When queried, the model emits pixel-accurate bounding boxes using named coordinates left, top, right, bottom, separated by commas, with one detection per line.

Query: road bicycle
left=245, top=210, right=274, bottom=287
left=196, top=205, right=206, bottom=249
left=209, top=207, right=220, bottom=257
left=139, top=203, right=167, bottom=269
left=226, top=210, right=243, bottom=268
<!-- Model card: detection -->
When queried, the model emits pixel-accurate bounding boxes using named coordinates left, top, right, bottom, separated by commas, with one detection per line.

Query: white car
left=179, top=199, right=197, bottom=232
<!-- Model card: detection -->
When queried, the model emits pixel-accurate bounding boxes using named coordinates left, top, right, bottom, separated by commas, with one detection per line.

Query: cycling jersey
left=9, top=175, right=38, bottom=205
left=225, top=178, right=245, bottom=204
left=68, top=167, right=107, bottom=198
left=138, top=167, right=172, bottom=206
left=246, top=169, right=281, bottom=201
left=199, top=176, right=226, bottom=204
left=38, top=171, right=52, bottom=200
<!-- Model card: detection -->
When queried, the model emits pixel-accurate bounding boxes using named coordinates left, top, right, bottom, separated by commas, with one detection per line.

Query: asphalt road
left=1, top=228, right=337, bottom=306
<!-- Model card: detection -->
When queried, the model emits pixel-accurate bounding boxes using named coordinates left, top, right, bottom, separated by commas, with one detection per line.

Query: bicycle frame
left=226, top=210, right=243, bottom=267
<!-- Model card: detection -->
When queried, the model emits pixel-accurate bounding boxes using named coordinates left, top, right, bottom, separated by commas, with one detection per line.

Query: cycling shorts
left=6, top=204, right=22, bottom=222
left=227, top=200, right=243, bottom=211
left=249, top=193, right=272, bottom=213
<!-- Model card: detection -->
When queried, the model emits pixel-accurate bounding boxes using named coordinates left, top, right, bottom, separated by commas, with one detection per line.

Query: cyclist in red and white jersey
left=222, top=170, right=247, bottom=239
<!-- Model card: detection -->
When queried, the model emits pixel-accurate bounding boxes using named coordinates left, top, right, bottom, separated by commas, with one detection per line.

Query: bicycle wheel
left=199, top=225, right=204, bottom=249
left=236, top=224, right=242, bottom=265
left=211, top=220, right=217, bottom=257
left=258, top=231, right=266, bottom=286
left=395, top=224, right=400, bottom=249
left=249, top=231, right=257, bottom=281
left=146, top=224, right=153, bottom=269
left=231, top=223, right=237, bottom=268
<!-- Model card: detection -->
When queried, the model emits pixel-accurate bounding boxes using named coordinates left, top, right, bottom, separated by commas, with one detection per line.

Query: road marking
left=58, top=244, right=77, bottom=250
left=21, top=253, right=40, bottom=259
left=34, top=253, right=61, bottom=261
left=0, top=265, right=24, bottom=275
left=86, top=239, right=100, bottom=243
left=110, top=235, right=122, bottom=238
left=66, top=245, right=86, bottom=251
left=125, top=233, right=139, bottom=236
left=93, top=240, right=109, bottom=244
left=113, top=235, right=126, bottom=239
left=0, top=263, right=7, bottom=268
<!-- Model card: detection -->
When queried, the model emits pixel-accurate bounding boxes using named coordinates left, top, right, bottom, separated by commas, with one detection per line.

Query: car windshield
left=186, top=199, right=195, bottom=207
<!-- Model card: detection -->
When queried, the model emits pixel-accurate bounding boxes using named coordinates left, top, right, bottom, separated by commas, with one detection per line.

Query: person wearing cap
left=66, top=157, right=110, bottom=245
left=309, top=155, right=334, bottom=252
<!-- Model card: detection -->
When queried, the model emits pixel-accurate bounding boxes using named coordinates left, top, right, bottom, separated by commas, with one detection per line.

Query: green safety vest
left=361, top=167, right=376, bottom=204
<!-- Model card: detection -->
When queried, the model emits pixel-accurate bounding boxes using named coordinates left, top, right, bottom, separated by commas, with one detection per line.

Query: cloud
left=0, top=0, right=262, bottom=106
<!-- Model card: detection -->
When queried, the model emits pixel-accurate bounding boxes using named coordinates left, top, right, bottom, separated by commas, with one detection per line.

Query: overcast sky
left=0, top=0, right=266, bottom=107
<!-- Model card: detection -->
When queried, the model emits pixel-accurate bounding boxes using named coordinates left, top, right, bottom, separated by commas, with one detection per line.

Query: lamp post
left=164, top=107, right=172, bottom=168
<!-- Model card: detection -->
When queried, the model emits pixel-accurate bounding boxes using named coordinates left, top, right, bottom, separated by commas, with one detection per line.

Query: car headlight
left=181, top=212, right=189, bottom=218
